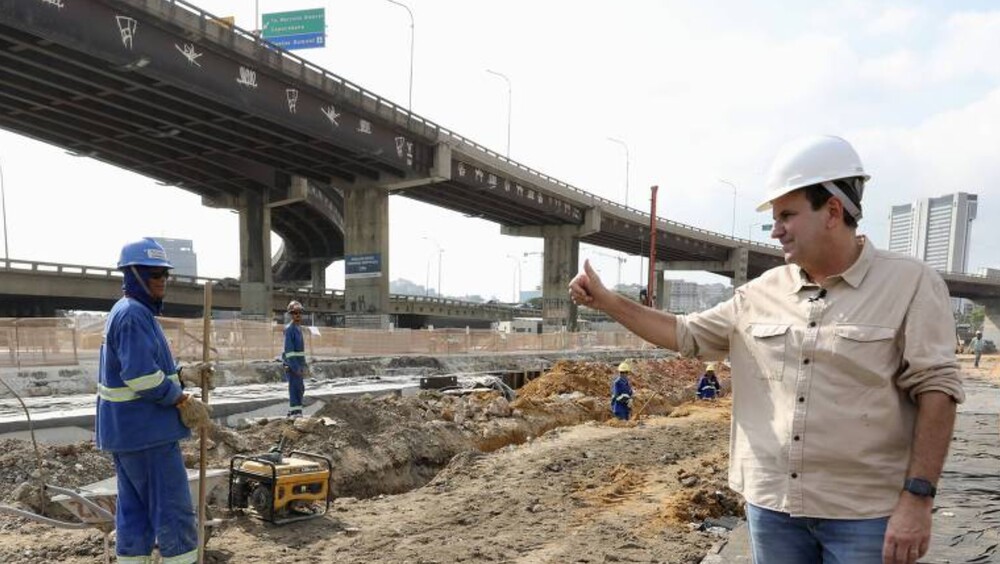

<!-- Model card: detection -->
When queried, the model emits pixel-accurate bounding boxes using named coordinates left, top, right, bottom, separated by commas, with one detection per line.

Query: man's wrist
left=903, top=477, right=937, bottom=498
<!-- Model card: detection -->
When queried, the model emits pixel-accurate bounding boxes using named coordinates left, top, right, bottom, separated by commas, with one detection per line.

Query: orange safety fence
left=0, top=317, right=654, bottom=368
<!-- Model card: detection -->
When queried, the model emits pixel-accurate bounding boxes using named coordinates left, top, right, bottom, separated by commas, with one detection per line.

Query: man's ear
left=826, top=197, right=845, bottom=228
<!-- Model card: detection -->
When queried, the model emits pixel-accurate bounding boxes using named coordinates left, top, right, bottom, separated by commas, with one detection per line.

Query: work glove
left=176, top=393, right=212, bottom=431
left=178, top=362, right=215, bottom=389
left=627, top=397, right=634, bottom=408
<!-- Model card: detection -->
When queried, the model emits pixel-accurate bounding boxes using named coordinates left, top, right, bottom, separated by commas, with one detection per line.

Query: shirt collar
left=789, top=235, right=873, bottom=294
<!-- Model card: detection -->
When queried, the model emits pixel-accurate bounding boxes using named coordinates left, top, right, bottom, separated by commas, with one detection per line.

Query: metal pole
left=386, top=0, right=414, bottom=110
left=647, top=186, right=659, bottom=307
left=486, top=69, right=512, bottom=157
left=719, top=179, right=738, bottom=238
left=0, top=159, right=8, bottom=260
left=437, top=249, right=443, bottom=298
left=196, top=284, right=212, bottom=564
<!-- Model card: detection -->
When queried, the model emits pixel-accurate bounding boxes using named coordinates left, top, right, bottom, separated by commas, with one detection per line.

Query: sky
left=2, top=0, right=1000, bottom=302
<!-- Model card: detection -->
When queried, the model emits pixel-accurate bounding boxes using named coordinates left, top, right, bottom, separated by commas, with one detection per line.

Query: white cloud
left=929, top=11, right=1000, bottom=82
left=867, top=6, right=924, bottom=36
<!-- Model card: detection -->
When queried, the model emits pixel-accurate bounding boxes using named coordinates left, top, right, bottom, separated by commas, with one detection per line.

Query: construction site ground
left=0, top=356, right=996, bottom=563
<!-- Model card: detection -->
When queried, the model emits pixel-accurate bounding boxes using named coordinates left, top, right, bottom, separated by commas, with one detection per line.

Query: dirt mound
left=0, top=440, right=113, bottom=508
left=513, top=358, right=729, bottom=419
left=656, top=451, right=744, bottom=525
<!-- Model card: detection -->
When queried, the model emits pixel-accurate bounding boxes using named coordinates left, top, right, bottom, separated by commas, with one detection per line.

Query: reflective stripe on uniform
left=125, top=370, right=166, bottom=392
left=161, top=548, right=198, bottom=564
left=285, top=352, right=306, bottom=358
left=117, top=555, right=151, bottom=564
left=99, top=374, right=180, bottom=402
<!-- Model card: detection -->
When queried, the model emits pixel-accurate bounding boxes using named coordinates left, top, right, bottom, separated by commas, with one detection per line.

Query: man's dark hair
left=801, top=177, right=863, bottom=228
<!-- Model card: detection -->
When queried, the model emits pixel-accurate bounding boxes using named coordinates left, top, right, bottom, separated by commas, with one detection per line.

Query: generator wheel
left=249, top=484, right=273, bottom=519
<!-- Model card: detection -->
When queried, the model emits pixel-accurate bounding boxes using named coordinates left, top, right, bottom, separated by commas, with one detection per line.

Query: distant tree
left=527, top=297, right=543, bottom=309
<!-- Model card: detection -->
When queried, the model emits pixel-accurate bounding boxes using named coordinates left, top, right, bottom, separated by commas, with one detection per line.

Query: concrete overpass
left=2, top=0, right=1000, bottom=338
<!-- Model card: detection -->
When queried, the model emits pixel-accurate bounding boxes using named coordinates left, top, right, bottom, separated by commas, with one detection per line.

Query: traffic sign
left=268, top=32, right=326, bottom=51
left=262, top=8, right=325, bottom=39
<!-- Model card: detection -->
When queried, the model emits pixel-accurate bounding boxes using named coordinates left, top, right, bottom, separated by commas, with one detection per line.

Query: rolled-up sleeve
left=676, top=289, right=741, bottom=360
left=896, top=269, right=965, bottom=403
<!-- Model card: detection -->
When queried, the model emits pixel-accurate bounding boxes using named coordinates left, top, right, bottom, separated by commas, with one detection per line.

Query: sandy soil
left=0, top=359, right=740, bottom=563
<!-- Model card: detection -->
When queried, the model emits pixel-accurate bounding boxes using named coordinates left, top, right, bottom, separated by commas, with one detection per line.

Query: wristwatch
left=903, top=477, right=936, bottom=498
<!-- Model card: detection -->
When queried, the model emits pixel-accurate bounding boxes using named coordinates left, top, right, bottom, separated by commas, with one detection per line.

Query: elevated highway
left=2, top=0, right=1000, bottom=336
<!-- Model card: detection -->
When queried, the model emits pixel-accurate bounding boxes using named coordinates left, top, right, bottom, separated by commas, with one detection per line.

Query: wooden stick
left=631, top=391, right=660, bottom=421
left=197, top=284, right=212, bottom=564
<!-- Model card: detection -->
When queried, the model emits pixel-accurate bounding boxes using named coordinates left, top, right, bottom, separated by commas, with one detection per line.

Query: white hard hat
left=287, top=300, right=303, bottom=313
left=757, top=135, right=869, bottom=218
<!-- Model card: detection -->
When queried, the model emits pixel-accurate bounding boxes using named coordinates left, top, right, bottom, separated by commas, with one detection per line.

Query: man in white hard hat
left=569, top=135, right=963, bottom=564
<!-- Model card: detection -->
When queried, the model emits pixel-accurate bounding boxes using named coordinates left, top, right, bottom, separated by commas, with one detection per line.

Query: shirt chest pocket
left=832, top=324, right=899, bottom=387
left=748, top=323, right=791, bottom=381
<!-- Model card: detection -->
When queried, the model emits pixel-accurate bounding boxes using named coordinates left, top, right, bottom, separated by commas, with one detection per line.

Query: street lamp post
left=486, top=69, right=512, bottom=157
left=0, top=159, right=8, bottom=260
left=607, top=137, right=630, bottom=208
left=422, top=236, right=443, bottom=297
left=718, top=179, right=738, bottom=238
left=385, top=0, right=415, bottom=110
left=505, top=254, right=521, bottom=303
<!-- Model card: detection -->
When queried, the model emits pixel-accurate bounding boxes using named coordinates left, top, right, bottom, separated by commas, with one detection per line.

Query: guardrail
left=0, top=258, right=551, bottom=314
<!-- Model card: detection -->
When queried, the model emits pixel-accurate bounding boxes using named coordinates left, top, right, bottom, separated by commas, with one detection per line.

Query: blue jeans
left=746, top=503, right=888, bottom=564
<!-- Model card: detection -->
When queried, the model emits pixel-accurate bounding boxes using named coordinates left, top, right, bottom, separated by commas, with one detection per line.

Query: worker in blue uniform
left=96, top=238, right=213, bottom=564
left=610, top=361, right=634, bottom=420
left=283, top=300, right=308, bottom=418
left=697, top=363, right=722, bottom=400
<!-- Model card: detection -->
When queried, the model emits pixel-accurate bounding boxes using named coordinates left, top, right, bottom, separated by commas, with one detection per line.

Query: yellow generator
left=228, top=448, right=332, bottom=525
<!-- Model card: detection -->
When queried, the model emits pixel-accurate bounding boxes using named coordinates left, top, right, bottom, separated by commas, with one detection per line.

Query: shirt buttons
left=808, top=321, right=817, bottom=328
left=794, top=435, right=800, bottom=441
left=791, top=473, right=799, bottom=479
left=798, top=396, right=805, bottom=403
left=803, top=359, right=811, bottom=365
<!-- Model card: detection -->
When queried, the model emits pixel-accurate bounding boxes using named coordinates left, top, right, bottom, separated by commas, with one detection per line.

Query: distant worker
left=969, top=330, right=984, bottom=368
left=610, top=361, right=634, bottom=421
left=96, top=238, right=213, bottom=564
left=697, top=363, right=722, bottom=400
left=570, top=135, right=964, bottom=563
left=283, top=300, right=308, bottom=418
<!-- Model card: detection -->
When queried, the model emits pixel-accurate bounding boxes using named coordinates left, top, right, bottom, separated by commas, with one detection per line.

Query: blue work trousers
left=746, top=502, right=888, bottom=564
left=287, top=370, right=305, bottom=415
left=113, top=442, right=197, bottom=563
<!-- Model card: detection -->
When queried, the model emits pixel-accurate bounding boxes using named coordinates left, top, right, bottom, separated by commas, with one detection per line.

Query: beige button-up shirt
left=676, top=237, right=964, bottom=519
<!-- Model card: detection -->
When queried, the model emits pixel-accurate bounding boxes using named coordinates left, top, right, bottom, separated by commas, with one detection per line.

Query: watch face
left=906, top=478, right=935, bottom=497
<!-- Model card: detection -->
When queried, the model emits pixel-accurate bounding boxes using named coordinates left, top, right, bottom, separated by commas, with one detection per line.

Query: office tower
left=152, top=237, right=198, bottom=278
left=887, top=192, right=977, bottom=273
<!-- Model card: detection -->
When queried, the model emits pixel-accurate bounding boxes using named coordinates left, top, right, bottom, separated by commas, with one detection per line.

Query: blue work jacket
left=96, top=296, right=188, bottom=452
left=283, top=323, right=307, bottom=377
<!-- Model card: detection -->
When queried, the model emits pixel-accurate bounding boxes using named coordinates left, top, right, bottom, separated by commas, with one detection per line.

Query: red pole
left=646, top=185, right=659, bottom=307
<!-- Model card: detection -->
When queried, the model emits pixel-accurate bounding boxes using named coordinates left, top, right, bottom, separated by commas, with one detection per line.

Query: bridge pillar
left=502, top=209, right=601, bottom=332
left=542, top=226, right=580, bottom=331
left=977, top=298, right=1000, bottom=347
left=731, top=246, right=750, bottom=288
left=343, top=183, right=390, bottom=327
left=654, top=268, right=666, bottom=310
left=238, top=190, right=273, bottom=318
left=311, top=259, right=327, bottom=291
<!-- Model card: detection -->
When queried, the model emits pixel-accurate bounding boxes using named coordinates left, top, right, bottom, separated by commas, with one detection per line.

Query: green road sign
left=262, top=8, right=325, bottom=39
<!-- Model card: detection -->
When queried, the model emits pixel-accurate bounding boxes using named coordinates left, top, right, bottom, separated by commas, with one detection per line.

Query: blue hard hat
left=117, top=238, right=173, bottom=269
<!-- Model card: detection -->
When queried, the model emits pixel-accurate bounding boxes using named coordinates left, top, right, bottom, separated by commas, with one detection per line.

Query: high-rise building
left=152, top=237, right=198, bottom=278
left=887, top=192, right=977, bottom=273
